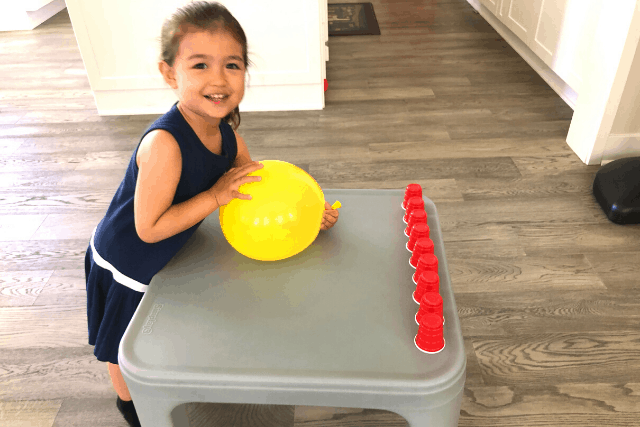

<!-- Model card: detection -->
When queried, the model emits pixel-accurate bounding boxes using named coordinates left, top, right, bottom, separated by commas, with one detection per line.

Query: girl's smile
left=205, top=94, right=228, bottom=104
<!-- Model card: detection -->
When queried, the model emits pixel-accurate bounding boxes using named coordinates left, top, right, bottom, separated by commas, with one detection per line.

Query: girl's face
left=163, top=29, right=246, bottom=124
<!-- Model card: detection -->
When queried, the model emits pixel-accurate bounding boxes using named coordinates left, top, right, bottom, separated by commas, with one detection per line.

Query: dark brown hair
left=160, top=1, right=248, bottom=129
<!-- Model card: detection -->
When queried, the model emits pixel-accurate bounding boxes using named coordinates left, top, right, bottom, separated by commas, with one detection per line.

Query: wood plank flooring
left=2, top=1, right=640, bottom=426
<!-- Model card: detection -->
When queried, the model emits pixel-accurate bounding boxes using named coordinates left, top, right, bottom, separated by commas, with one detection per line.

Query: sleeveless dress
left=85, top=102, right=238, bottom=364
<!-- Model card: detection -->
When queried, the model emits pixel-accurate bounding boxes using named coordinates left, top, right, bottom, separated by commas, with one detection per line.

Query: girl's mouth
left=205, top=94, right=228, bottom=104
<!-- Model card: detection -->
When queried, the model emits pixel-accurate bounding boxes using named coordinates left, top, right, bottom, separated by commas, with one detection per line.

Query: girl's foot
left=116, top=396, right=141, bottom=427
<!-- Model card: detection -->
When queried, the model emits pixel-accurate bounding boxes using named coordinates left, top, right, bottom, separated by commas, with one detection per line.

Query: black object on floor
left=593, top=156, right=640, bottom=224
left=328, top=3, right=381, bottom=36
left=116, top=396, right=142, bottom=427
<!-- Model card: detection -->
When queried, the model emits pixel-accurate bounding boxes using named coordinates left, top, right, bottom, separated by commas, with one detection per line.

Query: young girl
left=84, top=2, right=339, bottom=426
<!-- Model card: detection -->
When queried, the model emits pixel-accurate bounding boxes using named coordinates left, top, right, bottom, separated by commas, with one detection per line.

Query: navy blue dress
left=85, top=103, right=238, bottom=364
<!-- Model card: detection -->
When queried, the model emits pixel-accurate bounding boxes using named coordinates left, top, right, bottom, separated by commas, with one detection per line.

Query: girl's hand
left=320, top=201, right=339, bottom=230
left=210, top=161, right=264, bottom=207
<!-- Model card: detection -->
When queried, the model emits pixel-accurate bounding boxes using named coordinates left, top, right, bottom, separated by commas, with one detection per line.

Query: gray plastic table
left=119, top=189, right=466, bottom=427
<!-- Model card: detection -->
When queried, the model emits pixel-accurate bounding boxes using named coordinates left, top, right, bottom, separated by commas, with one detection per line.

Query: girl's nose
left=209, top=66, right=228, bottom=84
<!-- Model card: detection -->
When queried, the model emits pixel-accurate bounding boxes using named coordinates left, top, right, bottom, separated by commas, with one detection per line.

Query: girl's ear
left=158, top=61, right=178, bottom=89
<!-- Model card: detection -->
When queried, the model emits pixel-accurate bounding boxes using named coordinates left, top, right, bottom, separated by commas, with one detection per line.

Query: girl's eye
left=227, top=63, right=241, bottom=70
left=194, top=63, right=207, bottom=69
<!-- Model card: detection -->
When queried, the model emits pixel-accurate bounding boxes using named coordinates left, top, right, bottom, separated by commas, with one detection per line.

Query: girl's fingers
left=232, top=163, right=263, bottom=183
left=322, top=210, right=338, bottom=230
left=240, top=161, right=263, bottom=174
left=324, top=210, right=339, bottom=220
left=226, top=161, right=262, bottom=180
left=227, top=171, right=262, bottom=200
left=321, top=214, right=335, bottom=229
left=235, top=175, right=261, bottom=190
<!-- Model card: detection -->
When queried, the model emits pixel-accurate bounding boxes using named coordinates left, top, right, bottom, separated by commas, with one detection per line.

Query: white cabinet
left=530, top=0, right=600, bottom=92
left=528, top=0, right=567, bottom=64
left=470, top=0, right=640, bottom=165
left=471, top=0, right=602, bottom=97
left=478, top=0, right=501, bottom=14
left=65, top=0, right=328, bottom=115
left=500, top=0, right=544, bottom=45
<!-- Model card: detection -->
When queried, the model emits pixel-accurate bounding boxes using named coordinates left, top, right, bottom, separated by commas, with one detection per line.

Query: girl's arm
left=134, top=129, right=217, bottom=244
left=134, top=129, right=261, bottom=244
left=232, top=130, right=254, bottom=167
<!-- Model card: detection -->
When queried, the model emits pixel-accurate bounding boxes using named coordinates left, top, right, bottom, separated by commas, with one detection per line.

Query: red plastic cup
left=407, top=223, right=430, bottom=252
left=403, top=197, right=424, bottom=224
left=413, top=271, right=439, bottom=304
left=416, top=292, right=443, bottom=325
left=415, top=313, right=445, bottom=354
left=409, top=237, right=434, bottom=268
left=404, top=208, right=427, bottom=237
left=413, top=253, right=438, bottom=284
left=402, top=184, right=422, bottom=210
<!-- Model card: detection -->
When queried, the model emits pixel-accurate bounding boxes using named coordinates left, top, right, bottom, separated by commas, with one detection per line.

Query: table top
left=120, top=189, right=466, bottom=394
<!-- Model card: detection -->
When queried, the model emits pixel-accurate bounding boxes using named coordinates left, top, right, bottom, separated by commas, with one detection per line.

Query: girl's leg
left=107, top=361, right=132, bottom=401
left=108, top=362, right=142, bottom=427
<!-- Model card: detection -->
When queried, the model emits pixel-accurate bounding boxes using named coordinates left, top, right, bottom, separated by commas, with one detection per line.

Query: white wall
left=566, top=0, right=640, bottom=164
left=0, top=0, right=66, bottom=31
left=600, top=37, right=640, bottom=163
left=611, top=39, right=640, bottom=135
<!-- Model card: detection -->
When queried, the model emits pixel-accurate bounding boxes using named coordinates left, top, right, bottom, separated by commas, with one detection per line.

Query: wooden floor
left=2, top=1, right=640, bottom=426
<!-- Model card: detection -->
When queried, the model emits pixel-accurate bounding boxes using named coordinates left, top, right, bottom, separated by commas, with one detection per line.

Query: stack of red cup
left=402, top=184, right=445, bottom=355
left=409, top=238, right=434, bottom=268
left=415, top=313, right=445, bottom=353
left=413, top=253, right=438, bottom=283
left=407, top=223, right=430, bottom=252
left=413, top=271, right=439, bottom=304
left=416, top=292, right=443, bottom=325
left=402, top=184, right=422, bottom=210
left=405, top=209, right=427, bottom=237
left=403, top=197, right=424, bottom=224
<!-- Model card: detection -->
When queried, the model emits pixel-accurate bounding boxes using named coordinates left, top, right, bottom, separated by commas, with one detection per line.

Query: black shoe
left=116, top=396, right=142, bottom=427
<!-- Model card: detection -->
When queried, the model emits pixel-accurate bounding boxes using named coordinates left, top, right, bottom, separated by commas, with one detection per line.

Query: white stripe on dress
left=90, top=228, right=148, bottom=293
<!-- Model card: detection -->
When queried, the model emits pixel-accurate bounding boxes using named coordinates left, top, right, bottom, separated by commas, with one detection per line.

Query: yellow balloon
left=219, top=160, right=325, bottom=261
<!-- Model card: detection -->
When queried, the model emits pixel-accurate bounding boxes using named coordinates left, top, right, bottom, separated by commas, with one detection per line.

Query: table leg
left=131, top=395, right=190, bottom=427
left=389, top=386, right=464, bottom=427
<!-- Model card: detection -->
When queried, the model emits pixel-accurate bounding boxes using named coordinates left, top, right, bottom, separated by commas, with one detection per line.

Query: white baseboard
left=601, top=134, right=640, bottom=164
left=0, top=0, right=66, bottom=31
left=466, top=0, right=578, bottom=110
left=94, top=83, right=325, bottom=116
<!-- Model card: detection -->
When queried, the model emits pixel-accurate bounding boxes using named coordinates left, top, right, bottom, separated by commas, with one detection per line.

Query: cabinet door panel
left=479, top=0, right=500, bottom=15
left=530, top=0, right=568, bottom=64
left=530, top=0, right=600, bottom=90
left=502, top=0, right=544, bottom=44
